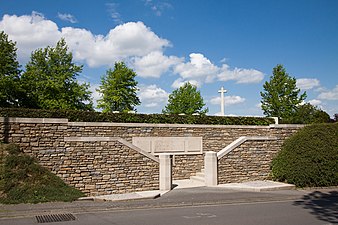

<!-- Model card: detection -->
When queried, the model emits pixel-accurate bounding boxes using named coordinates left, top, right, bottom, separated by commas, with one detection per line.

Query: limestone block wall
left=217, top=139, right=280, bottom=184
left=172, top=154, right=204, bottom=180
left=0, top=117, right=304, bottom=192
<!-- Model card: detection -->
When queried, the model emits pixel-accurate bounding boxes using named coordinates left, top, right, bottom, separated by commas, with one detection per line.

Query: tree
left=97, top=62, right=140, bottom=112
left=260, top=64, right=306, bottom=119
left=283, top=103, right=330, bottom=124
left=0, top=31, right=21, bottom=107
left=21, top=39, right=93, bottom=110
left=162, top=82, right=208, bottom=115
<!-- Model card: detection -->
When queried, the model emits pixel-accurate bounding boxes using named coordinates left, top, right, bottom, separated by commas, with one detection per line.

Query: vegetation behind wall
left=0, top=107, right=275, bottom=125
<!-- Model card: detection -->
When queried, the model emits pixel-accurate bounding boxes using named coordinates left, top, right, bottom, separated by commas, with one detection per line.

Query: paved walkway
left=79, top=180, right=295, bottom=202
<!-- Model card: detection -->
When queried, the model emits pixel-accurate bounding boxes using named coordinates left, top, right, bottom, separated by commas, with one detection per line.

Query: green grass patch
left=0, top=144, right=84, bottom=204
left=271, top=123, right=338, bottom=187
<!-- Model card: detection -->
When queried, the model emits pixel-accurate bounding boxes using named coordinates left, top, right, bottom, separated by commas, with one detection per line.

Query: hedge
left=0, top=107, right=275, bottom=125
left=271, top=123, right=338, bottom=187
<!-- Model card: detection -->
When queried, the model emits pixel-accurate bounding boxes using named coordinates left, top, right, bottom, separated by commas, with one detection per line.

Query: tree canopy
left=0, top=31, right=21, bottom=107
left=97, top=62, right=140, bottom=112
left=260, top=64, right=306, bottom=119
left=20, top=39, right=93, bottom=110
left=162, top=82, right=208, bottom=115
left=282, top=103, right=330, bottom=124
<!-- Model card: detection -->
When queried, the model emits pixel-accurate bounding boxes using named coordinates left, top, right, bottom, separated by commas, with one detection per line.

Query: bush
left=0, top=107, right=275, bottom=125
left=0, top=144, right=84, bottom=204
left=271, top=123, right=338, bottom=187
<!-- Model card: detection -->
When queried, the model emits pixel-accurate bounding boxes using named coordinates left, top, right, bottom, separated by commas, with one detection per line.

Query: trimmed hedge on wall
left=0, top=107, right=275, bottom=125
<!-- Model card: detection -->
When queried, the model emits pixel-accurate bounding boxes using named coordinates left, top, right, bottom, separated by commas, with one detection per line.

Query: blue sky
left=1, top=0, right=338, bottom=117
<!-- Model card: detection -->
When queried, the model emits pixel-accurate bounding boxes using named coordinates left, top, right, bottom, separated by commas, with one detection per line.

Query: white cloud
left=318, top=85, right=338, bottom=100
left=0, top=12, right=61, bottom=62
left=296, top=78, right=320, bottom=90
left=138, top=84, right=169, bottom=108
left=210, top=95, right=245, bottom=106
left=171, top=78, right=200, bottom=89
left=144, top=0, right=172, bottom=16
left=173, top=53, right=264, bottom=87
left=0, top=13, right=171, bottom=68
left=133, top=51, right=182, bottom=78
left=218, top=64, right=264, bottom=84
left=88, top=84, right=101, bottom=108
left=174, top=53, right=218, bottom=83
left=63, top=21, right=171, bottom=67
left=308, top=99, right=322, bottom=106
left=106, top=3, right=123, bottom=24
left=57, top=13, right=77, bottom=23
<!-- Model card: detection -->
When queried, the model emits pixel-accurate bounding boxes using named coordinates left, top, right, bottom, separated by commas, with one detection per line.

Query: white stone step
left=195, top=172, right=205, bottom=178
left=190, top=175, right=205, bottom=183
left=173, top=179, right=205, bottom=189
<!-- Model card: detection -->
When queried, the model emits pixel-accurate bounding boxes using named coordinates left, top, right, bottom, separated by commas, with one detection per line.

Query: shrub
left=271, top=123, right=338, bottom=187
left=0, top=144, right=85, bottom=204
left=0, top=107, right=275, bottom=125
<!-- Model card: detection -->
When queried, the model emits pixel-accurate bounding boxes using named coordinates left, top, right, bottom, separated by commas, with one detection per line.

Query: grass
left=0, top=144, right=85, bottom=204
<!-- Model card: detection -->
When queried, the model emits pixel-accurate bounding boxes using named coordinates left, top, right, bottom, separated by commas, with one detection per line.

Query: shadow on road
left=293, top=190, right=338, bottom=224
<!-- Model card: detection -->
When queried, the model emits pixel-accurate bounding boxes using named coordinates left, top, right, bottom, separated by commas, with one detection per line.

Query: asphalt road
left=0, top=187, right=337, bottom=225
left=1, top=199, right=336, bottom=225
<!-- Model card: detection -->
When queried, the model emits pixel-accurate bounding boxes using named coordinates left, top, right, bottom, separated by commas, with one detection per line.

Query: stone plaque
left=132, top=137, right=202, bottom=155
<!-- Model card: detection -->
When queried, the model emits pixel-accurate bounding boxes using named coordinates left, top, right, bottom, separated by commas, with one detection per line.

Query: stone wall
left=0, top=117, right=304, bottom=194
left=217, top=139, right=280, bottom=184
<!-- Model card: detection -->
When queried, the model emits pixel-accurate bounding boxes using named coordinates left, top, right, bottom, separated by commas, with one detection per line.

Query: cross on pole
left=218, top=86, right=227, bottom=116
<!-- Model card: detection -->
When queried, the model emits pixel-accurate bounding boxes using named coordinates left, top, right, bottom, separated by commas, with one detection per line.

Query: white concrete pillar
left=204, top=151, right=218, bottom=186
left=159, top=153, right=172, bottom=191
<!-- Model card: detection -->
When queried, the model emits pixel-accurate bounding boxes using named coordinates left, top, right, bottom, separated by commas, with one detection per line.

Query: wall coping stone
left=0, top=117, right=68, bottom=124
left=217, top=136, right=278, bottom=159
left=64, top=136, right=159, bottom=163
left=1, top=117, right=305, bottom=129
left=269, top=124, right=306, bottom=129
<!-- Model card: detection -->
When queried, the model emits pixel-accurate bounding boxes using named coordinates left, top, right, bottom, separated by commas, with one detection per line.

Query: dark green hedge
left=0, top=107, right=274, bottom=125
left=271, top=123, right=338, bottom=187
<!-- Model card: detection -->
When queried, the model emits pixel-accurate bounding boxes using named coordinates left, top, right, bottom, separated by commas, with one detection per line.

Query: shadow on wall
left=293, top=191, right=338, bottom=224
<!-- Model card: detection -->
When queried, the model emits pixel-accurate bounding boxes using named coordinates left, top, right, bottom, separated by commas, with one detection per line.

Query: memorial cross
left=218, top=86, right=227, bottom=116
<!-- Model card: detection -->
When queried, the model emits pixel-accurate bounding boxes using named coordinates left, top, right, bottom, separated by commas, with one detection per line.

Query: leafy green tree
left=97, top=62, right=140, bottom=112
left=21, top=38, right=93, bottom=110
left=0, top=31, right=22, bottom=107
left=282, top=103, right=330, bottom=124
left=260, top=64, right=306, bottom=119
left=162, top=82, right=208, bottom=115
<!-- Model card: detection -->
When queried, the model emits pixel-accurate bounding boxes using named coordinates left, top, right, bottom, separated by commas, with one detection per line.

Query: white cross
left=218, top=86, right=227, bottom=116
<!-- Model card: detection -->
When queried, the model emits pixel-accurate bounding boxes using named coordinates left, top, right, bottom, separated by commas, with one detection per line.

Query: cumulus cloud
left=210, top=95, right=246, bottom=106
left=171, top=78, right=200, bottom=89
left=133, top=51, right=182, bottom=78
left=57, top=13, right=77, bottom=23
left=63, top=21, right=171, bottom=67
left=296, top=78, right=320, bottom=90
left=173, top=53, right=264, bottom=87
left=318, top=85, right=338, bottom=100
left=0, top=12, right=61, bottom=62
left=308, top=99, right=322, bottom=106
left=174, top=53, right=218, bottom=82
left=0, top=13, right=171, bottom=68
left=0, top=12, right=264, bottom=82
left=218, top=65, right=264, bottom=84
left=138, top=84, right=169, bottom=107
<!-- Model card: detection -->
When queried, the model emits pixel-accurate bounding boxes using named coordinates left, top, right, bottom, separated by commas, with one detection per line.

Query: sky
left=1, top=0, right=338, bottom=117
